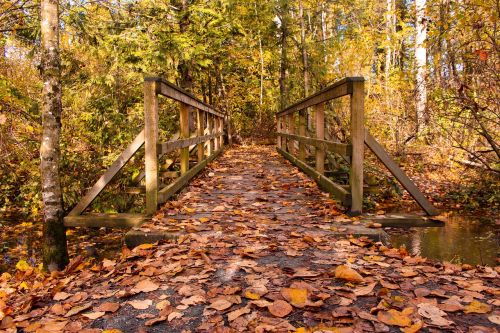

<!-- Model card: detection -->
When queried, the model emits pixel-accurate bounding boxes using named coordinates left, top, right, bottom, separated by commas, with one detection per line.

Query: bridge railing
left=143, top=77, right=225, bottom=215
left=276, top=77, right=365, bottom=215
left=64, top=77, right=226, bottom=228
left=276, top=77, right=439, bottom=216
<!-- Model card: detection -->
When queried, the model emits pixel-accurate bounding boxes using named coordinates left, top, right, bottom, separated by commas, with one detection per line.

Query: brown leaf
left=53, top=292, right=71, bottom=301
left=131, top=279, right=159, bottom=293
left=353, top=282, right=377, bottom=296
left=334, top=265, right=364, bottom=283
left=209, top=299, right=233, bottom=311
left=417, top=303, right=453, bottom=327
left=227, top=306, right=251, bottom=321
left=268, top=300, right=292, bottom=318
left=64, top=302, right=93, bottom=317
left=128, top=299, right=152, bottom=310
left=82, top=312, right=105, bottom=320
left=167, top=311, right=183, bottom=321
left=97, top=302, right=120, bottom=313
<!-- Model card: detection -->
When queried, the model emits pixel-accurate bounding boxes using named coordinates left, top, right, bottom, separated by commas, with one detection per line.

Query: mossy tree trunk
left=40, top=0, right=69, bottom=271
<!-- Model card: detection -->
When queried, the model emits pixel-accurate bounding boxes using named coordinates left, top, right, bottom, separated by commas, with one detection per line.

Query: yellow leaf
left=185, top=207, right=195, bottom=213
left=18, top=282, right=29, bottom=291
left=377, top=309, right=412, bottom=327
left=103, top=330, right=123, bottom=333
left=401, top=320, right=423, bottom=333
left=16, top=260, right=30, bottom=272
left=134, top=243, right=154, bottom=251
left=334, top=265, right=364, bottom=283
left=199, top=217, right=210, bottom=223
left=463, top=300, right=491, bottom=314
left=281, top=288, right=308, bottom=308
left=244, top=291, right=260, bottom=300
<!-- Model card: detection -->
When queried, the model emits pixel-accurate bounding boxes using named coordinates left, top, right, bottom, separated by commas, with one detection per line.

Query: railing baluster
left=277, top=116, right=283, bottom=149
left=314, top=102, right=325, bottom=175
left=144, top=80, right=159, bottom=215
left=180, top=102, right=190, bottom=175
left=197, top=110, right=205, bottom=163
left=298, top=110, right=306, bottom=161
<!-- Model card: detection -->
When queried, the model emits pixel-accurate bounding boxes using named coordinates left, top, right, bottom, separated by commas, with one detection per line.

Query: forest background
left=0, top=0, right=499, bottom=219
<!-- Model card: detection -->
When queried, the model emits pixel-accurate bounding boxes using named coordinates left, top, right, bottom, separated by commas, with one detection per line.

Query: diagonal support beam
left=365, top=132, right=439, bottom=216
left=68, top=130, right=145, bottom=216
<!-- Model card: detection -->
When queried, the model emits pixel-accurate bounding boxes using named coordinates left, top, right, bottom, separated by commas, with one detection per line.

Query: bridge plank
left=67, top=130, right=145, bottom=216
left=365, top=133, right=439, bottom=216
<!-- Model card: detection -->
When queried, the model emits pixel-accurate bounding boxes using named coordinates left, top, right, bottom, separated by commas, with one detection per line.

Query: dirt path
left=2, top=146, right=498, bottom=333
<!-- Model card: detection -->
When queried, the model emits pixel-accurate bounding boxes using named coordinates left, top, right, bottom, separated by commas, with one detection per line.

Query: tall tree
left=298, top=0, right=309, bottom=97
left=415, top=0, right=427, bottom=134
left=277, top=0, right=289, bottom=110
left=40, top=0, right=68, bottom=270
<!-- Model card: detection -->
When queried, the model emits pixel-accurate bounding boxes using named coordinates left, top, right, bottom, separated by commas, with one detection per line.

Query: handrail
left=277, top=77, right=364, bottom=116
left=145, top=77, right=224, bottom=118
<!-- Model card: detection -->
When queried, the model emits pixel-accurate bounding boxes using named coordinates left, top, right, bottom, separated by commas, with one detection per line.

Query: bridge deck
left=126, top=145, right=385, bottom=247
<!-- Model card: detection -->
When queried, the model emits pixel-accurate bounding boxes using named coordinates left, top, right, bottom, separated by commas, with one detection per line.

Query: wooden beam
left=197, top=110, right=205, bottom=163
left=277, top=77, right=364, bottom=116
left=144, top=80, right=159, bottom=215
left=315, top=102, right=325, bottom=175
left=349, top=80, right=364, bottom=216
left=158, top=148, right=223, bottom=203
left=157, top=133, right=221, bottom=154
left=277, top=133, right=351, bottom=157
left=145, top=77, right=223, bottom=118
left=287, top=113, right=295, bottom=154
left=277, top=147, right=351, bottom=206
left=180, top=102, right=190, bottom=175
left=64, top=213, right=147, bottom=228
left=67, top=130, right=145, bottom=216
left=298, top=110, right=306, bottom=161
left=365, top=133, right=439, bottom=216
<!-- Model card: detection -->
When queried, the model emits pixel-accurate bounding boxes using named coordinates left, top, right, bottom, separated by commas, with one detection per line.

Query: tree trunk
left=415, top=0, right=427, bottom=134
left=278, top=1, right=289, bottom=110
left=298, top=0, right=309, bottom=97
left=40, top=0, right=68, bottom=271
left=385, top=0, right=395, bottom=81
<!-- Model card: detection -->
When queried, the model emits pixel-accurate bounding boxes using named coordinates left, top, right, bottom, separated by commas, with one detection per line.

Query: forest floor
left=1, top=145, right=499, bottom=333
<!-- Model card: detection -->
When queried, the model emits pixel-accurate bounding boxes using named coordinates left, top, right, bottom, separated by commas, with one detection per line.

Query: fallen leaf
left=268, top=300, right=292, bottom=318
left=132, top=279, right=159, bottom=293
left=353, top=282, right=377, bottom=296
left=281, top=288, right=308, bottom=308
left=53, top=292, right=71, bottom=301
left=97, top=302, right=120, bottom=313
left=463, top=300, right=491, bottom=314
left=488, top=315, right=500, bottom=325
left=334, top=265, right=364, bottom=283
left=227, top=306, right=251, bottom=321
left=209, top=299, right=233, bottom=311
left=417, top=303, right=454, bottom=326
left=64, top=302, right=93, bottom=317
left=377, top=309, right=412, bottom=327
left=167, top=311, right=183, bottom=321
left=401, top=320, right=423, bottom=333
left=82, top=312, right=105, bottom=319
left=128, top=299, right=152, bottom=310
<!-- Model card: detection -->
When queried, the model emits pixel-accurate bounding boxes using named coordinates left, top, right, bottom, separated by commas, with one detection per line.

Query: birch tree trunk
left=415, top=0, right=427, bottom=134
left=385, top=0, right=395, bottom=81
left=278, top=1, right=289, bottom=110
left=40, top=0, right=68, bottom=271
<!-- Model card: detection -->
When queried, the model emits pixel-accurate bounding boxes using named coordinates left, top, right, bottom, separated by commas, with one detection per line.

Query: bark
left=298, top=0, right=309, bottom=97
left=176, top=0, right=193, bottom=91
left=278, top=1, right=289, bottom=110
left=415, top=0, right=428, bottom=134
left=385, top=0, right=395, bottom=81
left=258, top=37, right=264, bottom=123
left=320, top=4, right=328, bottom=67
left=40, top=0, right=68, bottom=271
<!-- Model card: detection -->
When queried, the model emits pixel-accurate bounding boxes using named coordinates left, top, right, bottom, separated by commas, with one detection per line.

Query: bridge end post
left=314, top=102, right=325, bottom=175
left=144, top=79, right=159, bottom=216
left=349, top=79, right=365, bottom=216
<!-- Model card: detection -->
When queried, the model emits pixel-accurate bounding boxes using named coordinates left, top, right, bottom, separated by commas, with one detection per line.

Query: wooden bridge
left=63, top=76, right=438, bottom=230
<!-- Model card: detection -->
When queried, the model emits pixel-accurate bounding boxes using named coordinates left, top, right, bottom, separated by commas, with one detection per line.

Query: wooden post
left=349, top=80, right=364, bottom=215
left=144, top=80, right=159, bottom=215
left=197, top=110, right=205, bottom=163
left=208, top=114, right=214, bottom=154
left=227, top=114, right=233, bottom=145
left=277, top=116, right=282, bottom=148
left=287, top=113, right=294, bottom=154
left=315, top=103, right=325, bottom=174
left=213, top=115, right=220, bottom=151
left=218, top=116, right=224, bottom=148
left=298, top=109, right=306, bottom=161
left=180, top=102, right=190, bottom=175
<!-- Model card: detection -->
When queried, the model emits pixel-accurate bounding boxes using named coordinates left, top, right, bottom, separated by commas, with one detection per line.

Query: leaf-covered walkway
left=2, top=146, right=498, bottom=332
